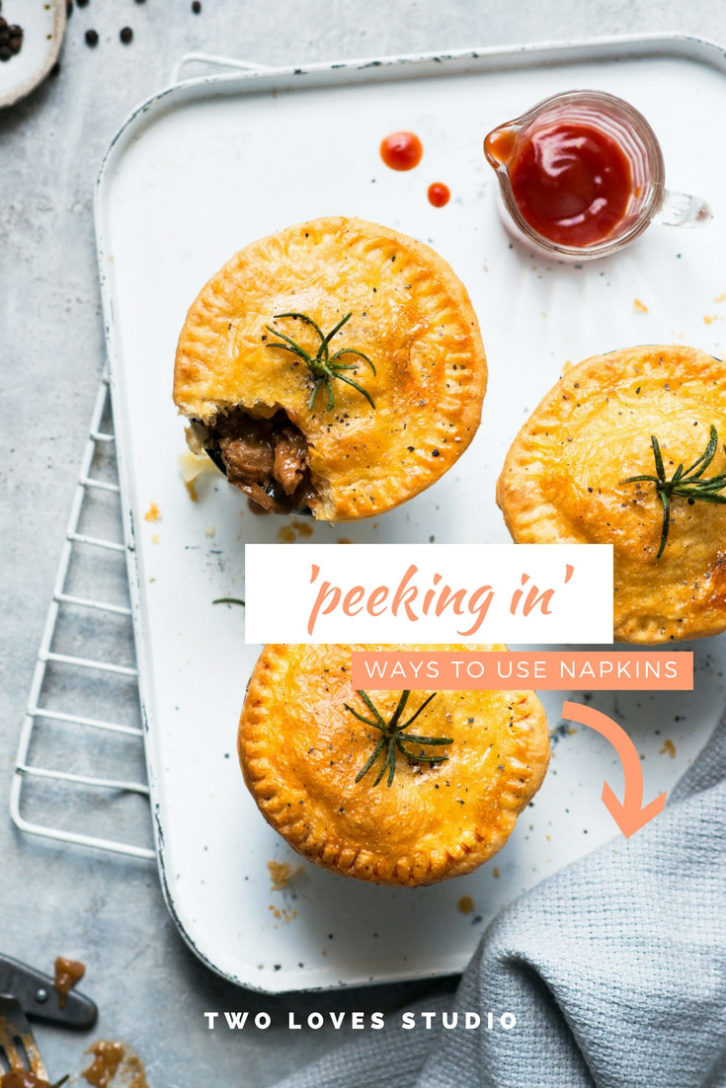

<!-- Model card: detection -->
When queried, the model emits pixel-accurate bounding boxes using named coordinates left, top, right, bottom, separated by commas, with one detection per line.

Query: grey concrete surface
left=2, top=1, right=726, bottom=1085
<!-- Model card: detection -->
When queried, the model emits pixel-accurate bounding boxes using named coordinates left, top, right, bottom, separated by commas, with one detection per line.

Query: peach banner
left=351, top=651, right=693, bottom=691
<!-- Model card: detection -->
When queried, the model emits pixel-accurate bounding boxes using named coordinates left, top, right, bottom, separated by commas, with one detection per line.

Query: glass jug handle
left=656, top=189, right=713, bottom=227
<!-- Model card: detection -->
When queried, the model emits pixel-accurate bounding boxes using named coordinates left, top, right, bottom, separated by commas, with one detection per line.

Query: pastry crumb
left=703, top=314, right=718, bottom=325
left=268, top=904, right=298, bottom=924
left=144, top=501, right=161, bottom=522
left=337, top=537, right=352, bottom=544
left=714, top=292, right=725, bottom=302
left=179, top=449, right=220, bottom=497
left=151, top=533, right=160, bottom=544
left=659, top=738, right=677, bottom=759
left=633, top=298, right=648, bottom=313
left=457, top=895, right=475, bottom=914
left=492, top=866, right=500, bottom=879
left=268, top=860, right=303, bottom=890
left=204, top=526, right=216, bottom=538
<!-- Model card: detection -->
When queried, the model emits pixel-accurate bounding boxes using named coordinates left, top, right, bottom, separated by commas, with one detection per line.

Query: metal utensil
left=0, top=955, right=96, bottom=1029
left=0, top=995, right=59, bottom=1084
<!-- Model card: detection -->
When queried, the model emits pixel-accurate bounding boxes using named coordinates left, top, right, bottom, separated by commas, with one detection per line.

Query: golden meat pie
left=497, top=344, right=726, bottom=643
left=174, top=217, right=487, bottom=521
left=238, top=644, right=549, bottom=887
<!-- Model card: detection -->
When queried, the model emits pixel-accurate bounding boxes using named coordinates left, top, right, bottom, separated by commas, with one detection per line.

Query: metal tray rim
left=93, top=31, right=726, bottom=994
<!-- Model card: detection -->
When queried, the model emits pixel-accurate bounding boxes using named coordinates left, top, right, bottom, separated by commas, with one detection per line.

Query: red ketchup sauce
left=490, top=122, right=632, bottom=246
left=380, top=131, right=423, bottom=171
left=427, top=182, right=450, bottom=207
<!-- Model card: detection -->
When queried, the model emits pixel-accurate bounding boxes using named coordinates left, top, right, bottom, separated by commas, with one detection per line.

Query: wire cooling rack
left=9, top=374, right=154, bottom=860
left=8, top=57, right=269, bottom=865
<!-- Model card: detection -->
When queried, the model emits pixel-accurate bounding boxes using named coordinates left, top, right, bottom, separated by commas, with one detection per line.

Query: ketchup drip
left=427, top=182, right=450, bottom=207
left=380, top=131, right=423, bottom=171
left=505, top=122, right=632, bottom=246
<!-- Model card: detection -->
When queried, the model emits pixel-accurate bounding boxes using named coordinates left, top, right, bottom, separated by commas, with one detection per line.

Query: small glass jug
left=484, top=90, right=712, bottom=261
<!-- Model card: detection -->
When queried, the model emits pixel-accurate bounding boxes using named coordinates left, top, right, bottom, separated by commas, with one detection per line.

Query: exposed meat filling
left=206, top=409, right=313, bottom=513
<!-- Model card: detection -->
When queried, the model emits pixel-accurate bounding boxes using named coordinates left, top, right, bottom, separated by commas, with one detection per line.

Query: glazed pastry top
left=238, top=643, right=549, bottom=886
left=497, top=345, right=726, bottom=643
left=174, top=217, right=487, bottom=521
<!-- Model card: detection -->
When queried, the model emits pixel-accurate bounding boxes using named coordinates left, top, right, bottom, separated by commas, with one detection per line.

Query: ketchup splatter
left=505, top=122, right=632, bottom=246
left=380, top=131, right=423, bottom=171
left=427, top=182, right=450, bottom=207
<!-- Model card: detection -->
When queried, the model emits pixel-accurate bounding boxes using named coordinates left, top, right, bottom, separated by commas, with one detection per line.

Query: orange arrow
left=561, top=700, right=667, bottom=838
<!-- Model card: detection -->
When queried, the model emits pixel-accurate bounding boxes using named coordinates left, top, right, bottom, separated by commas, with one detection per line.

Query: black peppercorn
left=0, top=14, right=22, bottom=58
left=192, top=0, right=201, bottom=11
left=76, top=0, right=89, bottom=7
left=119, top=26, right=133, bottom=43
left=85, top=27, right=98, bottom=45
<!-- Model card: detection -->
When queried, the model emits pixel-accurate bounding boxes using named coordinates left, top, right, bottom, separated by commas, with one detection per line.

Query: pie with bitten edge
left=497, top=344, right=726, bottom=644
left=173, top=216, right=487, bottom=522
left=237, top=643, right=549, bottom=887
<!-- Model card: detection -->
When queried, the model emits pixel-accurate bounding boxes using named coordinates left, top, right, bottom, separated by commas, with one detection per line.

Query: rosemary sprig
left=621, top=424, right=726, bottom=559
left=265, top=311, right=376, bottom=412
left=344, top=689, right=452, bottom=788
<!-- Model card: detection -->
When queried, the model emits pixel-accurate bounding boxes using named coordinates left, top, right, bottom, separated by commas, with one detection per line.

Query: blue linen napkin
left=274, top=716, right=726, bottom=1087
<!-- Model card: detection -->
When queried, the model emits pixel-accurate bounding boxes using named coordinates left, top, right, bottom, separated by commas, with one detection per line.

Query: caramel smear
left=633, top=298, right=648, bottom=313
left=124, top=1054, right=149, bottom=1088
left=457, top=895, right=475, bottom=914
left=292, top=518, right=314, bottom=538
left=54, top=956, right=85, bottom=1010
left=276, top=518, right=315, bottom=544
left=0, top=1073, right=56, bottom=1088
left=82, top=1042, right=149, bottom=1088
left=659, top=738, right=677, bottom=759
left=267, top=860, right=303, bottom=890
left=143, top=502, right=161, bottom=522
left=83, top=1042, right=124, bottom=1088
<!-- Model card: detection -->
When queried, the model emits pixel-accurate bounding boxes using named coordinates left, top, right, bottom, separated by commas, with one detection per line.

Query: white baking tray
left=95, top=35, right=726, bottom=992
